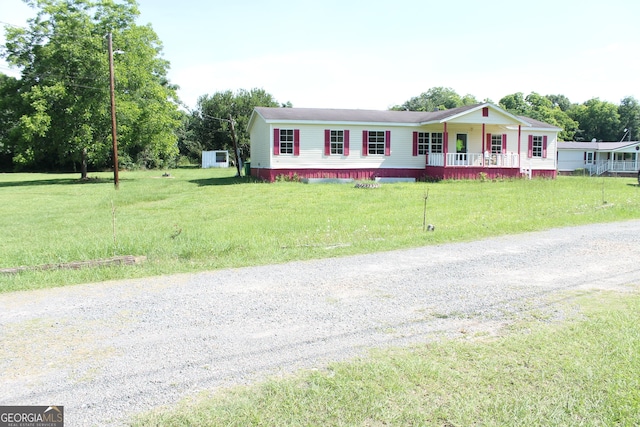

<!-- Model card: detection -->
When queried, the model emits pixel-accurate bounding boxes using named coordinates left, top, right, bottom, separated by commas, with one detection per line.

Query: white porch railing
left=428, top=153, right=444, bottom=167
left=427, top=152, right=520, bottom=168
left=590, top=160, right=639, bottom=176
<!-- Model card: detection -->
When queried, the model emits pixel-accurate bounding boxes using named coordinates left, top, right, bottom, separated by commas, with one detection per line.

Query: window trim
left=274, top=128, right=299, bottom=156
left=363, top=130, right=390, bottom=156
left=324, top=129, right=349, bottom=156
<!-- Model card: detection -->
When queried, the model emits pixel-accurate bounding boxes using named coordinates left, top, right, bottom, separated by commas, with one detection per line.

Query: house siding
left=520, top=131, right=558, bottom=171
left=249, top=113, right=272, bottom=169
left=266, top=124, right=426, bottom=170
left=557, top=150, right=585, bottom=172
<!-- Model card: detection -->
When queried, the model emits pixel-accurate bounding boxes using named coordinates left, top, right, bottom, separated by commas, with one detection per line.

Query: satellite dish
left=591, top=138, right=597, bottom=143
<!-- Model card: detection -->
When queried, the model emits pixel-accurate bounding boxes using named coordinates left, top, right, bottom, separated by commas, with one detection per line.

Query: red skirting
left=250, top=167, right=557, bottom=182
left=251, top=168, right=425, bottom=182
left=425, top=166, right=557, bottom=180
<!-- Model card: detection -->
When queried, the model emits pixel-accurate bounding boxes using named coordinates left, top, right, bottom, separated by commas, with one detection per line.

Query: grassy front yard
left=1, top=168, right=639, bottom=292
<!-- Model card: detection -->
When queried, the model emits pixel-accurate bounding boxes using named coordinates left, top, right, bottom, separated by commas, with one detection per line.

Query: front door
left=456, top=134, right=467, bottom=164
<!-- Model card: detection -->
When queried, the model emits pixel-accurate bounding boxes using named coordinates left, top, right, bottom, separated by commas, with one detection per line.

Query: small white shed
left=202, top=150, right=229, bottom=168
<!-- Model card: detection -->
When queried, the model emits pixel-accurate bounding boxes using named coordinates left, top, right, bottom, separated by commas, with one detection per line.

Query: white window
left=368, top=131, right=385, bottom=155
left=430, top=133, right=443, bottom=153
left=417, top=132, right=429, bottom=155
left=532, top=136, right=543, bottom=157
left=491, top=134, right=503, bottom=154
left=331, top=130, right=344, bottom=155
left=279, top=129, right=294, bottom=154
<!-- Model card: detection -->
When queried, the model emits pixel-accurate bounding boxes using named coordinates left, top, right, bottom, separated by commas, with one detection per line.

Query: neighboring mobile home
left=248, top=103, right=561, bottom=181
left=557, top=141, right=640, bottom=176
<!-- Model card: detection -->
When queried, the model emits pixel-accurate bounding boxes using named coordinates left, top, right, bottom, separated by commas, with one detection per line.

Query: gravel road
left=1, top=220, right=640, bottom=426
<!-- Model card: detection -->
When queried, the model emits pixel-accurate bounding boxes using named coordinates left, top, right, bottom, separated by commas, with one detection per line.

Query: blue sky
left=1, top=0, right=639, bottom=110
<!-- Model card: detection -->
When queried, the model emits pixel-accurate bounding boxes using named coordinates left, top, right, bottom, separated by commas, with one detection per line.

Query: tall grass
left=1, top=169, right=639, bottom=292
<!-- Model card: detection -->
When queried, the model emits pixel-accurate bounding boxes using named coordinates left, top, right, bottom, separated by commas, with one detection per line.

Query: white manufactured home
left=247, top=103, right=560, bottom=181
left=557, top=141, right=640, bottom=176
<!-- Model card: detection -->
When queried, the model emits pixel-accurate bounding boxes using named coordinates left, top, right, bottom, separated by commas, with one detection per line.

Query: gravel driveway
left=1, top=220, right=640, bottom=426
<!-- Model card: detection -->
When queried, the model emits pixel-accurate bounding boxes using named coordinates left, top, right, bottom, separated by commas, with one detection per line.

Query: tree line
left=391, top=87, right=640, bottom=144
left=0, top=1, right=638, bottom=173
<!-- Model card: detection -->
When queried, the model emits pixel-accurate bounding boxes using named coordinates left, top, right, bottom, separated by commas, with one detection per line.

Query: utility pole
left=108, top=32, right=119, bottom=189
left=229, top=114, right=242, bottom=177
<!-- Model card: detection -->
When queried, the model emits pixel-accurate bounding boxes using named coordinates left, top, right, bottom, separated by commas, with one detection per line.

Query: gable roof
left=558, top=141, right=640, bottom=151
left=249, top=103, right=559, bottom=131
left=516, top=116, right=562, bottom=131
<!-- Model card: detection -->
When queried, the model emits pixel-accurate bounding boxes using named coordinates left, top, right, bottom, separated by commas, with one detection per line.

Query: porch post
left=482, top=123, right=486, bottom=166
left=443, top=122, right=448, bottom=167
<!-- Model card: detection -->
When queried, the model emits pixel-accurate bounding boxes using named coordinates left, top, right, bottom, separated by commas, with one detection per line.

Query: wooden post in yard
left=229, top=114, right=242, bottom=177
left=108, top=32, right=119, bottom=189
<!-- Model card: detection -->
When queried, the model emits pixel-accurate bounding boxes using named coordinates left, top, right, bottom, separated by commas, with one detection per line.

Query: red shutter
left=542, top=135, right=548, bottom=158
left=362, top=130, right=368, bottom=156
left=412, top=132, right=418, bottom=156
left=344, top=130, right=350, bottom=156
left=502, top=134, right=507, bottom=153
left=486, top=133, right=492, bottom=153
left=527, top=135, right=533, bottom=158
left=385, top=130, right=391, bottom=156
left=293, top=129, right=300, bottom=156
left=324, top=129, right=330, bottom=156
left=482, top=107, right=489, bottom=117
left=273, top=128, right=280, bottom=156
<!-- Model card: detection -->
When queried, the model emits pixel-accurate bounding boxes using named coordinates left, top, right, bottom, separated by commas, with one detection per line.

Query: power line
left=0, top=21, right=27, bottom=29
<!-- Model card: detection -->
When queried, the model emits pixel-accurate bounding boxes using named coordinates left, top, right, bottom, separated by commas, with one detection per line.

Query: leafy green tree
left=175, top=110, right=202, bottom=165
left=499, top=92, right=530, bottom=116
left=569, top=98, right=621, bottom=142
left=1, top=0, right=180, bottom=172
left=500, top=92, right=578, bottom=141
left=391, top=87, right=477, bottom=111
left=618, top=96, right=640, bottom=141
left=0, top=73, right=26, bottom=169
left=545, top=94, right=573, bottom=112
left=188, top=88, right=280, bottom=165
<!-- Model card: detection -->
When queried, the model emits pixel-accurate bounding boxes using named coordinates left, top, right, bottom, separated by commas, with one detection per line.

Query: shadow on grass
left=189, top=176, right=253, bottom=186
left=0, top=177, right=114, bottom=188
left=626, top=183, right=640, bottom=188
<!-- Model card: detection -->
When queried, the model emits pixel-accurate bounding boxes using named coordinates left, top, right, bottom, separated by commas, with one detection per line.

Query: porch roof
left=558, top=141, right=640, bottom=152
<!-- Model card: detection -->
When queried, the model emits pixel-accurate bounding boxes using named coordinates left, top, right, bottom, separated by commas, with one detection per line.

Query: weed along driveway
left=1, top=220, right=640, bottom=426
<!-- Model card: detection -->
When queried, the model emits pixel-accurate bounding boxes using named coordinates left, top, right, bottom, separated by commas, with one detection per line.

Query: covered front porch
left=415, top=104, right=559, bottom=180
left=425, top=152, right=527, bottom=179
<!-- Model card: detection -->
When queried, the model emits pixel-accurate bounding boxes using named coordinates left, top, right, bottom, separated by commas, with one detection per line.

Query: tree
left=569, top=98, right=621, bottom=142
left=618, top=96, right=640, bottom=141
left=187, top=88, right=280, bottom=166
left=498, top=92, right=530, bottom=116
left=175, top=111, right=202, bottom=164
left=499, top=92, right=579, bottom=141
left=545, top=94, right=573, bottom=112
left=1, top=0, right=181, bottom=172
left=391, top=87, right=477, bottom=111
left=0, top=73, right=26, bottom=170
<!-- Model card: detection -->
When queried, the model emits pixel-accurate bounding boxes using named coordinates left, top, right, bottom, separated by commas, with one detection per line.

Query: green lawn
left=1, top=168, right=639, bottom=292
left=132, top=289, right=640, bottom=426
